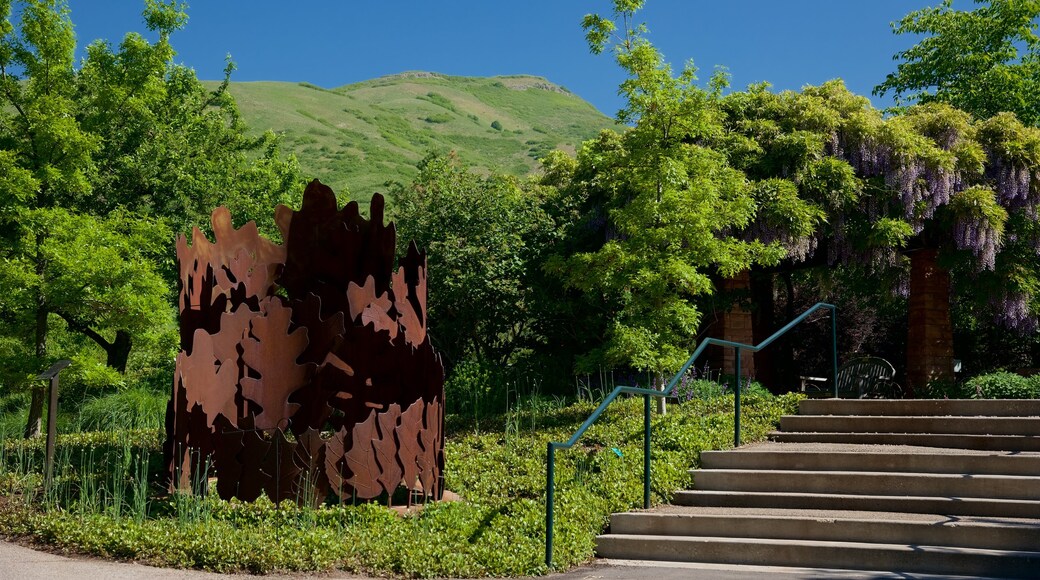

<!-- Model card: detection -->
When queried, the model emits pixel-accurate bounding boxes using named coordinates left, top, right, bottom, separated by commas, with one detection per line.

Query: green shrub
left=964, top=371, right=1038, bottom=399
left=715, top=375, right=772, bottom=399
left=0, top=392, right=29, bottom=439
left=445, top=359, right=499, bottom=417
left=922, top=378, right=963, bottom=399
left=79, top=387, right=168, bottom=432
left=670, top=367, right=773, bottom=403
left=490, top=120, right=503, bottom=131
left=743, top=382, right=773, bottom=398
left=673, top=378, right=725, bottom=401
left=423, top=92, right=458, bottom=112
left=1, top=429, right=162, bottom=457
left=424, top=112, right=452, bottom=124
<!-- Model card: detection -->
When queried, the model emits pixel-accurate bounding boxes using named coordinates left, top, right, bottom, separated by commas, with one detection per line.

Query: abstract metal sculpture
left=165, top=180, right=445, bottom=505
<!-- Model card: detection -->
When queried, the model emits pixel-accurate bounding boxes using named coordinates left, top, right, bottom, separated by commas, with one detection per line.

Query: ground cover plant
left=0, top=390, right=800, bottom=577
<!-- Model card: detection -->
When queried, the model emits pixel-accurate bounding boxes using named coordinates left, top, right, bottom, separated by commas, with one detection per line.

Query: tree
left=389, top=152, right=557, bottom=369
left=0, top=0, right=301, bottom=436
left=875, top=0, right=1040, bottom=126
left=717, top=79, right=1040, bottom=391
left=548, top=0, right=788, bottom=380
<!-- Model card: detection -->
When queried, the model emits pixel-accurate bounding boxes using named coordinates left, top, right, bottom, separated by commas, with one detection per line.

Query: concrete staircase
left=595, top=399, right=1040, bottom=578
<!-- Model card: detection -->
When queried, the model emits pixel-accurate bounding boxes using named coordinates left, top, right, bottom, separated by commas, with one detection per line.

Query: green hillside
left=218, top=72, right=617, bottom=200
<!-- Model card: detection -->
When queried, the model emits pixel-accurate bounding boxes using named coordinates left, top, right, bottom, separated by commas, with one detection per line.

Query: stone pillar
left=716, top=271, right=755, bottom=380
left=906, top=249, right=954, bottom=394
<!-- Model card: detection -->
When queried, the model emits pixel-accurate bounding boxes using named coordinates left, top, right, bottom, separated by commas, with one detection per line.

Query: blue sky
left=62, top=1, right=942, bottom=117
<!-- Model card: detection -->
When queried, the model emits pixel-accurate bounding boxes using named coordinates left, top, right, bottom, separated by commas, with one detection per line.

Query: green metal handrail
left=544, top=302, right=837, bottom=568
left=545, top=386, right=667, bottom=569
left=665, top=301, right=838, bottom=447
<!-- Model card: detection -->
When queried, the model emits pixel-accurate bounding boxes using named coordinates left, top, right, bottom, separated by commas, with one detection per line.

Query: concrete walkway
left=0, top=540, right=361, bottom=580
left=0, top=540, right=1008, bottom=580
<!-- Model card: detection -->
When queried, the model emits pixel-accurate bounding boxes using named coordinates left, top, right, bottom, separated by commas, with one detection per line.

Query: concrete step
left=673, top=489, right=1040, bottom=518
left=608, top=509, right=1040, bottom=551
left=689, top=469, right=1040, bottom=500
left=799, top=399, right=1040, bottom=417
left=701, top=448, right=1040, bottom=475
left=602, top=559, right=1020, bottom=580
left=770, top=431, right=1040, bottom=451
left=688, top=468, right=1040, bottom=500
left=594, top=534, right=1040, bottom=578
left=779, top=415, right=1040, bottom=435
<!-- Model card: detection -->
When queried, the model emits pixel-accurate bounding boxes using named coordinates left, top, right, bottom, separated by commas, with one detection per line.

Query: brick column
left=750, top=270, right=778, bottom=391
left=716, top=272, right=755, bottom=379
left=906, top=249, right=954, bottom=394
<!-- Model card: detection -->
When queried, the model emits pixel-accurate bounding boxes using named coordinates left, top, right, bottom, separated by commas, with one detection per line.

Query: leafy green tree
left=875, top=0, right=1040, bottom=126
left=550, top=0, right=787, bottom=378
left=389, top=153, right=557, bottom=369
left=717, top=79, right=1040, bottom=390
left=0, top=0, right=300, bottom=436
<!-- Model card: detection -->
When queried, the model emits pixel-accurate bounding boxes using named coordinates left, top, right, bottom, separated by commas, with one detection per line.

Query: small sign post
left=36, top=360, right=71, bottom=487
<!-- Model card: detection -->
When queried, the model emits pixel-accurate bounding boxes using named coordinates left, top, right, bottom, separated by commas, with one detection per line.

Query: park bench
left=801, top=356, right=902, bottom=398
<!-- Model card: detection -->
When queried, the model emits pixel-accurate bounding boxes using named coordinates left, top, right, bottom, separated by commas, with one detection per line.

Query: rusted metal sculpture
left=165, top=180, right=445, bottom=506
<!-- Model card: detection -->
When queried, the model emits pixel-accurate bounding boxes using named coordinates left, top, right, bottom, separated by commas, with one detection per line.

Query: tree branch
left=0, top=61, right=40, bottom=166
left=52, top=308, right=113, bottom=350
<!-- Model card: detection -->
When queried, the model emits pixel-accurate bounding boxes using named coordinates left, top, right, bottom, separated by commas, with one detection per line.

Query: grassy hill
left=219, top=72, right=617, bottom=201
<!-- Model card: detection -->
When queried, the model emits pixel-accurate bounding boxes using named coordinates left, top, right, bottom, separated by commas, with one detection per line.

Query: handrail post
left=546, top=442, right=555, bottom=568
left=734, top=346, right=742, bottom=447
left=831, top=307, right=839, bottom=398
left=643, top=394, right=650, bottom=509
left=36, top=360, right=71, bottom=490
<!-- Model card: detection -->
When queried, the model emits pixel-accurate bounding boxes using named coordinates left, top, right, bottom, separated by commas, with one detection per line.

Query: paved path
left=1, top=540, right=1009, bottom=580
left=0, top=540, right=362, bottom=580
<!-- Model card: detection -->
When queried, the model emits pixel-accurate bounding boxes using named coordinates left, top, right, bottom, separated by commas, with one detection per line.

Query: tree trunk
left=25, top=237, right=48, bottom=439
left=656, top=372, right=666, bottom=415
left=24, top=387, right=45, bottom=439
left=906, top=249, right=955, bottom=395
left=106, top=330, right=132, bottom=373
